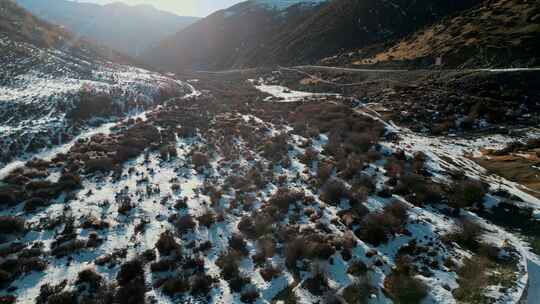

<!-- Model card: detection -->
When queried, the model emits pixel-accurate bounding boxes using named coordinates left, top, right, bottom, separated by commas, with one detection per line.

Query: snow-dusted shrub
left=189, top=273, right=214, bottom=296
left=161, top=277, right=189, bottom=296
left=269, top=188, right=305, bottom=212
left=338, top=153, right=366, bottom=180
left=252, top=237, right=276, bottom=266
left=51, top=239, right=87, bottom=258
left=322, top=133, right=344, bottom=158
left=197, top=210, right=216, bottom=228
left=238, top=213, right=273, bottom=239
left=216, top=251, right=243, bottom=281
left=284, top=237, right=306, bottom=269
left=260, top=263, right=282, bottom=282
left=343, top=279, right=375, bottom=304
left=172, top=214, right=196, bottom=233
left=68, top=92, right=115, bottom=122
left=76, top=268, right=103, bottom=290
left=192, top=152, right=210, bottom=169
left=320, top=179, right=348, bottom=205
left=150, top=259, right=178, bottom=273
left=355, top=201, right=409, bottom=246
left=85, top=157, right=115, bottom=173
left=302, top=265, right=329, bottom=296
left=384, top=156, right=405, bottom=178
left=452, top=256, right=490, bottom=303
left=240, top=286, right=260, bottom=303
left=384, top=270, right=427, bottom=304
left=346, top=132, right=376, bottom=153
left=347, top=260, right=368, bottom=277
left=300, top=147, right=319, bottom=165
left=155, top=231, right=181, bottom=256
left=203, top=184, right=223, bottom=206
left=117, top=197, right=133, bottom=215
left=444, top=219, right=483, bottom=251
left=306, top=238, right=335, bottom=260
left=116, top=259, right=144, bottom=286
left=449, top=179, right=487, bottom=209
left=229, top=233, right=248, bottom=255
left=261, top=133, right=289, bottom=162
left=0, top=216, right=25, bottom=234
left=317, top=162, right=334, bottom=182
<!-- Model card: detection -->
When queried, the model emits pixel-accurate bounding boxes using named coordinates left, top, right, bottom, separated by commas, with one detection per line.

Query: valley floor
left=1, top=67, right=540, bottom=304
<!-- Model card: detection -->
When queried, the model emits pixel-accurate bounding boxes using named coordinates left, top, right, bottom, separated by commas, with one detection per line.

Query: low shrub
left=172, top=214, right=197, bottom=233
left=76, top=268, right=103, bottom=290
left=190, top=274, right=214, bottom=296
left=240, top=286, right=260, bottom=303
left=260, top=263, right=282, bottom=282
left=355, top=202, right=409, bottom=246
left=162, top=277, right=189, bottom=295
left=444, top=219, right=483, bottom=252
left=23, top=197, right=49, bottom=212
left=0, top=216, right=25, bottom=234
left=284, top=237, right=306, bottom=269
left=343, top=280, right=376, bottom=304
left=347, top=260, right=368, bottom=277
left=302, top=266, right=328, bottom=296
left=116, top=259, right=144, bottom=286
left=155, top=231, right=181, bottom=256
left=197, top=210, right=216, bottom=228
left=320, top=179, right=348, bottom=205
left=269, top=189, right=305, bottom=212
left=452, top=256, right=490, bottom=303
left=449, top=179, right=487, bottom=209
left=384, top=271, right=427, bottom=304
left=317, top=162, right=334, bottom=182
left=151, top=259, right=178, bottom=273
left=192, top=152, right=210, bottom=169
left=216, top=251, right=243, bottom=281
left=300, top=148, right=319, bottom=165
left=261, top=133, right=289, bottom=163
left=229, top=233, right=248, bottom=255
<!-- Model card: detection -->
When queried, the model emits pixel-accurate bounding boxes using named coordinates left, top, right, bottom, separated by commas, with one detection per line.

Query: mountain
left=142, top=0, right=325, bottom=71
left=142, top=0, right=483, bottom=71
left=0, top=0, right=190, bottom=165
left=15, top=0, right=199, bottom=57
left=331, top=0, right=540, bottom=68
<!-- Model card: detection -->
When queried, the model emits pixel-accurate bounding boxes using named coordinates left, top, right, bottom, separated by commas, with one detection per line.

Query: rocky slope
left=15, top=0, right=199, bottom=58
left=324, top=0, right=540, bottom=68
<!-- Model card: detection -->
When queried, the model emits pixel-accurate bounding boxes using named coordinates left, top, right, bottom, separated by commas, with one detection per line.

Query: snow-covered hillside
left=0, top=33, right=192, bottom=167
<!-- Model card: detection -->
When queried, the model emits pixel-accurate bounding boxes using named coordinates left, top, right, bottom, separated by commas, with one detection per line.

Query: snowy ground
left=0, top=69, right=537, bottom=304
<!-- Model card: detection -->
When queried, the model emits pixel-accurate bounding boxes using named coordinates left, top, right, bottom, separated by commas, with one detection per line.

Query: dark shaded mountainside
left=325, top=0, right=540, bottom=68
left=142, top=0, right=484, bottom=71
left=15, top=0, right=199, bottom=58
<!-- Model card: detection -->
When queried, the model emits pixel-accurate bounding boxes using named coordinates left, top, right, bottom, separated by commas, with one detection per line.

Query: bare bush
left=355, top=202, right=409, bottom=246
left=155, top=231, right=181, bottom=256
left=320, top=179, right=348, bottom=205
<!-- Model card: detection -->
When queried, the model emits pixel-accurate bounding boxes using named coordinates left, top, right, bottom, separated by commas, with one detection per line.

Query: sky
left=71, top=0, right=243, bottom=17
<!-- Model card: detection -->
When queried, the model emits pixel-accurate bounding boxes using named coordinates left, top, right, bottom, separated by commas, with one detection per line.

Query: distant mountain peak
left=14, top=0, right=199, bottom=57
left=252, top=0, right=327, bottom=10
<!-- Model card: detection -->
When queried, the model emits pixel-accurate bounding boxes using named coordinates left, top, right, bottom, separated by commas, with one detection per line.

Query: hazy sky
left=71, top=0, right=243, bottom=17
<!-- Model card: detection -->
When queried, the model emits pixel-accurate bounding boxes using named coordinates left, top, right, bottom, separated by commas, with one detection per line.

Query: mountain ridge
left=141, top=0, right=484, bottom=72
left=15, top=0, right=199, bottom=57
